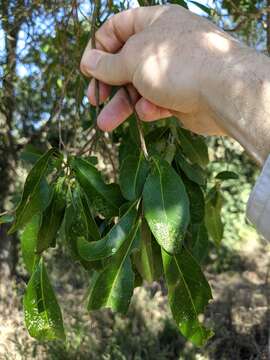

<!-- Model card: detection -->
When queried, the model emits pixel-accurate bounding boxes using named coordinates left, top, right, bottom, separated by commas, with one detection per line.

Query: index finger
left=84, top=6, right=166, bottom=54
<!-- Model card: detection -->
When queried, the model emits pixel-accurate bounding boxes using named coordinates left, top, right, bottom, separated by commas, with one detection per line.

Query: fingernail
left=138, top=99, right=155, bottom=119
left=97, top=115, right=109, bottom=132
left=86, top=50, right=101, bottom=72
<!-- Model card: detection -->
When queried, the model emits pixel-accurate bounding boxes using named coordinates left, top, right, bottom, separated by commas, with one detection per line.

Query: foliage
left=0, top=0, right=263, bottom=350
left=4, top=114, right=236, bottom=346
left=216, top=0, right=268, bottom=48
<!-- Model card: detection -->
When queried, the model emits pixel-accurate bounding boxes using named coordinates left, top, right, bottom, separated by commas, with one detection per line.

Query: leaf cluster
left=0, top=0, right=243, bottom=348
left=0, top=114, right=240, bottom=347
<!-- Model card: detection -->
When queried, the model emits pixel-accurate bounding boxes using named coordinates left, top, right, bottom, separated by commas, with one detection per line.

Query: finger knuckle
left=80, top=56, right=91, bottom=76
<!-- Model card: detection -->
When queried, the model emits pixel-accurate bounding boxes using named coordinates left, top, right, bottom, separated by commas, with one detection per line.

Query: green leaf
left=36, top=177, right=67, bottom=254
left=145, top=126, right=169, bottom=157
left=23, top=258, right=65, bottom=341
left=143, top=157, right=190, bottom=254
left=182, top=177, right=205, bottom=224
left=205, top=186, right=224, bottom=246
left=63, top=188, right=101, bottom=270
left=176, top=151, right=206, bottom=186
left=20, top=215, right=41, bottom=274
left=20, top=144, right=43, bottom=165
left=133, top=267, right=143, bottom=288
left=164, top=143, right=176, bottom=164
left=64, top=204, right=89, bottom=269
left=137, top=0, right=145, bottom=6
left=72, top=157, right=124, bottom=218
left=162, top=247, right=213, bottom=346
left=83, top=155, right=98, bottom=165
left=119, top=201, right=133, bottom=217
left=188, top=1, right=211, bottom=15
left=215, top=171, right=239, bottom=180
left=10, top=178, right=52, bottom=234
left=145, top=126, right=169, bottom=143
left=87, top=219, right=141, bottom=314
left=56, top=78, right=62, bottom=89
left=77, top=201, right=138, bottom=261
left=128, top=115, right=141, bottom=146
left=0, top=213, right=14, bottom=224
left=79, top=189, right=101, bottom=241
left=118, top=136, right=140, bottom=166
left=177, top=127, right=209, bottom=168
left=9, top=149, right=58, bottom=233
left=169, top=0, right=188, bottom=8
left=133, top=219, right=163, bottom=282
left=186, top=223, right=210, bottom=264
left=119, top=153, right=150, bottom=201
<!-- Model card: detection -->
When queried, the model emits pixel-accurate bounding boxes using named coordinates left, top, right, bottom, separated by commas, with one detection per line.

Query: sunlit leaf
left=9, top=149, right=58, bottom=233
left=20, top=215, right=41, bottom=274
left=143, top=156, right=190, bottom=254
left=162, top=247, right=213, bottom=346
left=205, top=186, right=224, bottom=246
left=23, top=258, right=65, bottom=341
left=10, top=178, right=52, bottom=234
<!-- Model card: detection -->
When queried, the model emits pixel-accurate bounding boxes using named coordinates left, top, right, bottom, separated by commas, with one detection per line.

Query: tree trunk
left=0, top=0, right=23, bottom=277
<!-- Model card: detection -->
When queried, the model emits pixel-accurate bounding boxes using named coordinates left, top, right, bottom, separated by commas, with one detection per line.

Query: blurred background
left=0, top=0, right=270, bottom=359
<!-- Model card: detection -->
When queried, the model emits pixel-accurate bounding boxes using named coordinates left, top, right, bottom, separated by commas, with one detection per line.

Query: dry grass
left=0, top=237, right=269, bottom=360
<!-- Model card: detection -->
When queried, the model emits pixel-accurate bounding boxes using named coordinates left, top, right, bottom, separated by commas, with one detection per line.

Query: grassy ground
left=1, top=139, right=268, bottom=359
left=0, top=231, right=269, bottom=360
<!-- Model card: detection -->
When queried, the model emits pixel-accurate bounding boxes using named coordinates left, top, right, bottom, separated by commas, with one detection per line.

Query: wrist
left=206, top=46, right=270, bottom=166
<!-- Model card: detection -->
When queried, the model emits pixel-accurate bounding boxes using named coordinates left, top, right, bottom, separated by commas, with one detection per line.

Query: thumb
left=80, top=49, right=130, bottom=85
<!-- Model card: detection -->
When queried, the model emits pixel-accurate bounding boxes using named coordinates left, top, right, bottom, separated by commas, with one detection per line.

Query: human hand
left=80, top=5, right=245, bottom=136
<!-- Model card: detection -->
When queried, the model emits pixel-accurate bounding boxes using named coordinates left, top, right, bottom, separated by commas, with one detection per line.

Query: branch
left=123, top=87, right=149, bottom=160
left=91, top=0, right=101, bottom=122
left=78, top=0, right=101, bottom=156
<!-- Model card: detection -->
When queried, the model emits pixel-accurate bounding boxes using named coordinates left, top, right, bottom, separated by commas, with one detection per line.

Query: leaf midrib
left=173, top=255, right=204, bottom=339
left=40, top=260, right=51, bottom=332
left=179, top=132, right=200, bottom=165
left=78, top=202, right=137, bottom=261
left=152, top=158, right=170, bottom=241
left=105, top=221, right=140, bottom=307
left=77, top=163, right=117, bottom=210
left=207, top=203, right=222, bottom=242
left=16, top=155, right=51, bottom=225
left=141, top=221, right=155, bottom=280
left=132, top=154, right=142, bottom=199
